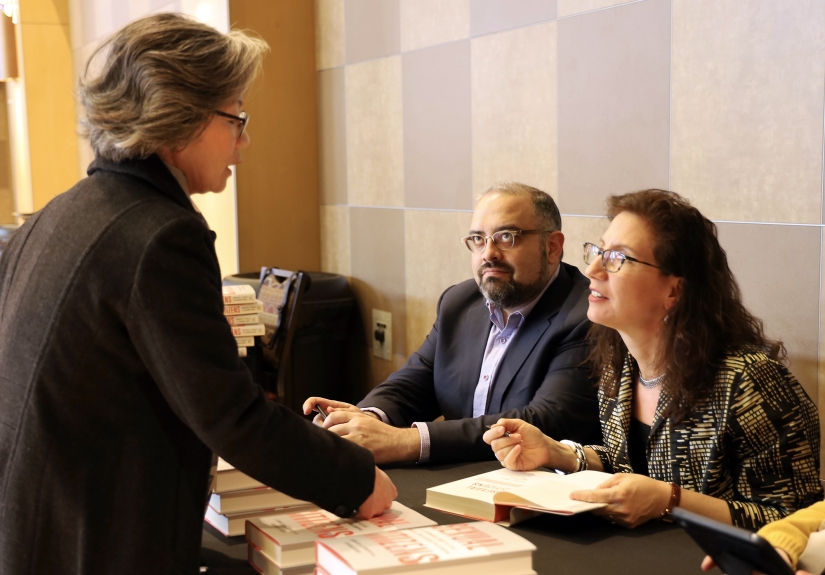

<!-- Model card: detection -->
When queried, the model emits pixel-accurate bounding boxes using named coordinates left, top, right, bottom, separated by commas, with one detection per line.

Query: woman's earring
left=663, top=313, right=669, bottom=324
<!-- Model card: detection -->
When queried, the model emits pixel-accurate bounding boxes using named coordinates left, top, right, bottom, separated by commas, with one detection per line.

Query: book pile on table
left=205, top=458, right=312, bottom=537
left=314, top=521, right=537, bottom=575
left=222, top=284, right=265, bottom=357
left=245, top=502, right=437, bottom=575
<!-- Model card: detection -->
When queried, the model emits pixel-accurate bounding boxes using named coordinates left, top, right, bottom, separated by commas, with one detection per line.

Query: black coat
left=0, top=155, right=374, bottom=574
left=358, top=263, right=601, bottom=464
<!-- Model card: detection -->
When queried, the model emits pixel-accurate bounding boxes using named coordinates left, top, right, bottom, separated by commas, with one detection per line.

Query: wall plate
left=372, top=309, right=392, bottom=361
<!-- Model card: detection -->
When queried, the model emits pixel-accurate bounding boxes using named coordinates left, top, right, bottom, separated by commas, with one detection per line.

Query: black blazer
left=0, top=156, right=374, bottom=575
left=358, top=263, right=601, bottom=464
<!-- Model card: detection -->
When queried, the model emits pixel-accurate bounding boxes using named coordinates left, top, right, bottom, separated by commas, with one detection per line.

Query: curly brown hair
left=587, top=189, right=783, bottom=420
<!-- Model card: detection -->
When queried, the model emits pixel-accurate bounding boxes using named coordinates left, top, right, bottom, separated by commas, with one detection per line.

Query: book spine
left=226, top=313, right=260, bottom=326
left=232, top=324, right=265, bottom=337
left=223, top=293, right=257, bottom=304
left=235, top=336, right=255, bottom=347
left=224, top=301, right=263, bottom=316
left=238, top=347, right=248, bottom=357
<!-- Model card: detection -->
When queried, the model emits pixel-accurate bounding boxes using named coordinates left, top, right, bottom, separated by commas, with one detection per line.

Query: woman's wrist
left=546, top=437, right=579, bottom=472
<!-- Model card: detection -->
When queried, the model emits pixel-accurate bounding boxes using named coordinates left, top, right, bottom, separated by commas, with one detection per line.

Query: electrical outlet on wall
left=372, top=309, right=392, bottom=361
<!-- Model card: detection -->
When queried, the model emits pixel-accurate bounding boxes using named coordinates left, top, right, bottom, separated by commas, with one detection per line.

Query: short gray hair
left=79, top=13, right=269, bottom=161
left=478, top=181, right=562, bottom=232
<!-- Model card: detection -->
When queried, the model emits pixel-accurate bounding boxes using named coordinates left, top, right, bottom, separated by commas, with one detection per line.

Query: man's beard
left=476, top=256, right=550, bottom=310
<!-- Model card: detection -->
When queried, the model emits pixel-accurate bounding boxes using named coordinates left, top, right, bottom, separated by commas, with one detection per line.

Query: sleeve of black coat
left=126, top=215, right=375, bottom=517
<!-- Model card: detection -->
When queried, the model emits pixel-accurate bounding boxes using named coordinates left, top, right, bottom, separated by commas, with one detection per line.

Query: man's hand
left=302, top=396, right=362, bottom=425
left=322, top=410, right=421, bottom=464
left=570, top=474, right=671, bottom=528
left=483, top=418, right=559, bottom=471
left=356, top=467, right=397, bottom=519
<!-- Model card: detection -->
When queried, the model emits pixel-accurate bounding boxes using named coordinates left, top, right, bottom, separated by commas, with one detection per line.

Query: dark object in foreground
left=672, top=507, right=794, bottom=575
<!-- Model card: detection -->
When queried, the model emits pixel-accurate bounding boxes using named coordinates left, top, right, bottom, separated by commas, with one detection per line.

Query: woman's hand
left=356, top=467, right=397, bottom=519
left=570, top=473, right=671, bottom=528
left=483, top=418, right=562, bottom=471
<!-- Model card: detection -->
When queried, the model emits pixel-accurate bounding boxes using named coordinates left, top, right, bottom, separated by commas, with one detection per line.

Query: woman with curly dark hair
left=484, top=189, right=821, bottom=530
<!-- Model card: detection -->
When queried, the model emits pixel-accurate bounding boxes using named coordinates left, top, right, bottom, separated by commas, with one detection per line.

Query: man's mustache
left=477, top=262, right=514, bottom=278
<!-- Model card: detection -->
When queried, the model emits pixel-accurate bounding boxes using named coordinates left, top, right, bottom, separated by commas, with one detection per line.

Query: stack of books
left=245, top=502, right=436, bottom=575
left=314, top=521, right=537, bottom=575
left=222, top=284, right=266, bottom=357
left=205, top=458, right=312, bottom=537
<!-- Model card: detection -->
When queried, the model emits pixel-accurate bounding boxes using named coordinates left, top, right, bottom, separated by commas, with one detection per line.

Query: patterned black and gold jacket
left=587, top=347, right=823, bottom=530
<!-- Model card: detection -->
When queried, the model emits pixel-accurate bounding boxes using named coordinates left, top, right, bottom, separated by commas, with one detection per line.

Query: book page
left=493, top=470, right=610, bottom=514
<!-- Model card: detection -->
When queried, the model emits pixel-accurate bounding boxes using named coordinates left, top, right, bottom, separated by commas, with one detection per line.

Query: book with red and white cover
left=226, top=313, right=261, bottom=326
left=232, top=324, right=266, bottom=337
left=314, top=521, right=536, bottom=575
left=222, top=284, right=257, bottom=304
left=225, top=300, right=264, bottom=316
left=210, top=487, right=308, bottom=515
left=248, top=541, right=314, bottom=575
left=246, top=502, right=435, bottom=571
left=215, top=458, right=266, bottom=494
left=205, top=504, right=312, bottom=538
left=425, top=468, right=609, bottom=525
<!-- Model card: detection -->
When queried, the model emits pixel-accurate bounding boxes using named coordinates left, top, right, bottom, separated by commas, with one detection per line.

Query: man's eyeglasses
left=461, top=229, right=553, bottom=253
left=583, top=242, right=660, bottom=273
left=214, top=110, right=249, bottom=139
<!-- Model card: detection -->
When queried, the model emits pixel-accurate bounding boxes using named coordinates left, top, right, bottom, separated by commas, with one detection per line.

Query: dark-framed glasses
left=214, top=110, right=249, bottom=139
left=461, top=229, right=553, bottom=253
left=583, top=242, right=660, bottom=273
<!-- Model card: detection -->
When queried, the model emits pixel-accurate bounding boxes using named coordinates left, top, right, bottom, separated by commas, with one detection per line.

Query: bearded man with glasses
left=304, top=181, right=600, bottom=465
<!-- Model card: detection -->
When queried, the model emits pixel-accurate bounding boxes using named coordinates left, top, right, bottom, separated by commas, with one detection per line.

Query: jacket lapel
left=486, top=264, right=574, bottom=412
left=458, top=295, right=494, bottom=417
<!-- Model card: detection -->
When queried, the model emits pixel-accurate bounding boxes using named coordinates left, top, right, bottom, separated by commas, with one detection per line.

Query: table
left=201, top=461, right=708, bottom=574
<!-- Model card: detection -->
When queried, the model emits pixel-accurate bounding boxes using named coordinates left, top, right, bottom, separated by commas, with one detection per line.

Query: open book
left=425, top=468, right=610, bottom=525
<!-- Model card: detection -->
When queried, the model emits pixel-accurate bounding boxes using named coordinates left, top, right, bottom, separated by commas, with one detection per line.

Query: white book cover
left=210, top=487, right=308, bottom=515
left=239, top=347, right=248, bottom=357
left=248, top=541, right=314, bottom=575
left=232, top=324, right=266, bottom=337
left=215, top=458, right=266, bottom=493
left=222, top=284, right=257, bottom=304
left=235, top=336, right=255, bottom=347
left=225, top=300, right=264, bottom=316
left=315, top=521, right=535, bottom=575
left=204, top=504, right=311, bottom=538
left=226, top=313, right=261, bottom=326
left=246, top=502, right=436, bottom=569
left=425, top=468, right=609, bottom=524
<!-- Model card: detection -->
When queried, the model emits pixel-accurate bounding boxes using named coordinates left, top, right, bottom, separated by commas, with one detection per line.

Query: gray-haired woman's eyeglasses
left=214, top=110, right=249, bottom=139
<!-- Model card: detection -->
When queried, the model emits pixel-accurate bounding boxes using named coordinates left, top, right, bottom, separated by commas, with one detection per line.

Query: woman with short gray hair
left=0, top=13, right=394, bottom=575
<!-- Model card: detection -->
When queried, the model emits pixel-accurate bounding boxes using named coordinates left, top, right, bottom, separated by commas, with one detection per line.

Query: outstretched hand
left=701, top=550, right=811, bottom=575
left=356, top=467, right=397, bottom=519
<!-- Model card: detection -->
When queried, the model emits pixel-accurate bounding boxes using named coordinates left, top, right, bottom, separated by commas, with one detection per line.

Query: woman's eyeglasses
left=583, top=242, right=660, bottom=273
left=214, top=110, right=249, bottom=139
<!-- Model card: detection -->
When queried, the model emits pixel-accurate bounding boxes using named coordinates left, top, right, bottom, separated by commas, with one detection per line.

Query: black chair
left=256, top=267, right=311, bottom=408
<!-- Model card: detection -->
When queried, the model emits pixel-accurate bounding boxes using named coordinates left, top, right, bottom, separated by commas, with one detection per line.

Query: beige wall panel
left=23, top=23, right=79, bottom=210
left=320, top=205, right=351, bottom=276
left=557, top=0, right=637, bottom=18
left=671, top=0, right=825, bottom=223
left=315, top=0, right=344, bottom=70
left=400, top=0, right=470, bottom=53
left=471, top=22, right=557, bottom=199
left=820, top=228, right=825, bottom=472
left=345, top=56, right=404, bottom=207
left=560, top=215, right=609, bottom=274
left=404, top=209, right=473, bottom=356
left=716, top=222, right=819, bottom=404
left=20, top=0, right=69, bottom=24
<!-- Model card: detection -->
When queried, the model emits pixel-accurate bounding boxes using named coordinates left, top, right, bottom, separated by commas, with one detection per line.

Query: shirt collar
left=486, top=263, right=561, bottom=327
